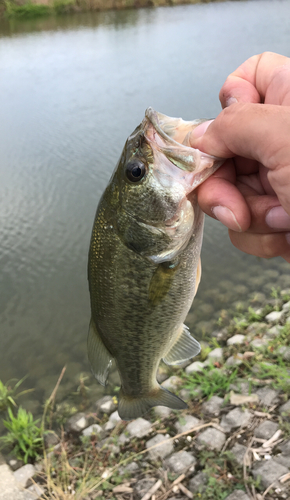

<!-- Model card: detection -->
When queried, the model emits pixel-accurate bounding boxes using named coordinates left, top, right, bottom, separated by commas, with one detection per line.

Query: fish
left=87, top=107, right=223, bottom=420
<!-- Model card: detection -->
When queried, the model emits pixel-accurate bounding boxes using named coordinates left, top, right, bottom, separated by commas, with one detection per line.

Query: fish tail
left=118, top=385, right=187, bottom=421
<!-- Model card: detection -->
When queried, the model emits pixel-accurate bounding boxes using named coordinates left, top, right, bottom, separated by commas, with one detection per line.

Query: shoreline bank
left=1, top=287, right=290, bottom=499
left=1, top=0, right=226, bottom=19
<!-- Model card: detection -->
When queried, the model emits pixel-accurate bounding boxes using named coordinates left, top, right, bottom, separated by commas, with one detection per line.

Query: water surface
left=0, top=0, right=290, bottom=411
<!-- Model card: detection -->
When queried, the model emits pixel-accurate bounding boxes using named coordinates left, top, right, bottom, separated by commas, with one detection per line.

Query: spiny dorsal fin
left=87, top=319, right=113, bottom=386
left=162, top=325, right=200, bottom=365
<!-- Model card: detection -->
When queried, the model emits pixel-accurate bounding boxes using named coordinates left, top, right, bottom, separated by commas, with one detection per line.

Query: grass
left=0, top=406, right=43, bottom=463
left=4, top=0, right=51, bottom=17
left=182, top=364, right=239, bottom=399
left=0, top=377, right=34, bottom=413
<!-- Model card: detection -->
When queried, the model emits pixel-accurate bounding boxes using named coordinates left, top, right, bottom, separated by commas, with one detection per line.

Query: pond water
left=0, top=0, right=290, bottom=414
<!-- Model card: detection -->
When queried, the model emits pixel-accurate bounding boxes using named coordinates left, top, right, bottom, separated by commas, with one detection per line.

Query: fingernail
left=266, top=206, right=290, bottom=229
left=226, top=97, right=238, bottom=107
left=212, top=206, right=242, bottom=232
left=191, top=119, right=214, bottom=139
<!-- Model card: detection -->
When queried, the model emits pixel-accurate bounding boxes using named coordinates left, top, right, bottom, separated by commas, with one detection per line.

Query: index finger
left=220, top=52, right=290, bottom=107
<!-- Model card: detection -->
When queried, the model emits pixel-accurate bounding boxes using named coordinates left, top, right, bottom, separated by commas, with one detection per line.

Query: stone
left=255, top=387, right=279, bottom=407
left=43, top=430, right=59, bottom=449
left=230, top=443, right=248, bottom=466
left=254, top=420, right=279, bottom=440
left=146, top=433, right=173, bottom=460
left=95, top=396, right=117, bottom=415
left=174, top=414, right=201, bottom=433
left=266, top=325, right=283, bottom=338
left=27, top=483, right=45, bottom=498
left=279, top=439, right=290, bottom=455
left=104, top=410, right=121, bottom=431
left=185, top=361, right=205, bottom=374
left=247, top=322, right=267, bottom=334
left=230, top=380, right=250, bottom=395
left=188, top=471, right=208, bottom=493
left=265, top=310, right=284, bottom=323
left=224, top=491, right=251, bottom=500
left=161, top=376, right=183, bottom=392
left=13, top=464, right=36, bottom=488
left=227, top=334, right=245, bottom=346
left=154, top=406, right=172, bottom=418
left=134, top=478, right=156, bottom=499
left=119, top=461, right=139, bottom=475
left=230, top=393, right=259, bottom=406
left=250, top=338, right=269, bottom=349
left=279, top=399, right=290, bottom=418
left=281, top=347, right=290, bottom=361
left=282, top=300, right=290, bottom=311
left=252, top=458, right=288, bottom=489
left=220, top=408, right=252, bottom=432
left=226, top=355, right=243, bottom=367
left=66, top=412, right=88, bottom=433
left=274, top=454, right=290, bottom=468
left=196, top=427, right=226, bottom=451
left=82, top=423, right=102, bottom=437
left=118, top=433, right=130, bottom=445
left=8, top=459, right=24, bottom=471
left=0, top=463, right=35, bottom=500
left=179, top=388, right=191, bottom=401
left=164, top=450, right=196, bottom=474
left=206, top=347, right=223, bottom=363
left=202, top=395, right=223, bottom=417
left=126, top=418, right=152, bottom=438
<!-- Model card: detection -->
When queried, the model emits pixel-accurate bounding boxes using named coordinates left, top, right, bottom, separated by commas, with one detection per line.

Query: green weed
left=0, top=377, right=33, bottom=413
left=4, top=0, right=51, bottom=17
left=183, top=365, right=239, bottom=399
left=253, top=361, right=290, bottom=394
left=0, top=406, right=43, bottom=463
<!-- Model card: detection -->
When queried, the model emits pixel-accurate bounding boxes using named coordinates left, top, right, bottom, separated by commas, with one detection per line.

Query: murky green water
left=0, top=1, right=290, bottom=414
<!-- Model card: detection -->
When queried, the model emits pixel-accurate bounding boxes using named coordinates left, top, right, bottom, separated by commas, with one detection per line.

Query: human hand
left=190, top=52, right=290, bottom=262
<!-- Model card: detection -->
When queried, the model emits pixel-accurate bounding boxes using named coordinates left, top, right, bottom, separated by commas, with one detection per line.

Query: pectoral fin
left=87, top=319, right=113, bottom=386
left=162, top=325, right=200, bottom=365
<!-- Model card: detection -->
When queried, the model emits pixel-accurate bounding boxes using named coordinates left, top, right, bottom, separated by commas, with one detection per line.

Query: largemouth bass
left=88, top=108, right=223, bottom=420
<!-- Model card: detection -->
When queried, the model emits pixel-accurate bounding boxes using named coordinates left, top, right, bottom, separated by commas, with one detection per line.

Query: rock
left=66, top=412, right=88, bottom=433
left=188, top=471, right=208, bottom=493
left=266, top=325, right=283, bottom=338
left=281, top=347, right=290, bottom=361
left=95, top=396, right=117, bottom=415
left=43, top=430, right=59, bottom=449
left=26, top=483, right=45, bottom=498
left=282, top=300, right=290, bottom=311
left=82, top=424, right=102, bottom=437
left=126, top=418, right=152, bottom=438
left=13, top=464, right=36, bottom=488
left=230, top=380, right=250, bottom=395
left=247, top=322, right=267, bottom=334
left=202, top=396, right=223, bottom=417
left=279, top=399, right=290, bottom=418
left=230, top=393, right=259, bottom=406
left=279, top=439, right=290, bottom=455
left=0, top=462, right=35, bottom=500
left=206, top=347, right=223, bottom=363
left=118, top=433, right=130, bottom=445
left=146, top=434, right=173, bottom=460
left=119, top=461, right=139, bottom=475
left=274, top=454, right=290, bottom=468
left=250, top=338, right=269, bottom=349
left=220, top=408, right=252, bottom=432
left=164, top=450, right=196, bottom=474
left=179, top=388, right=191, bottom=401
left=185, top=361, right=205, bottom=374
left=196, top=427, right=226, bottom=451
left=224, top=491, right=251, bottom=500
left=104, top=410, right=121, bottom=431
left=255, top=387, right=279, bottom=407
left=227, top=334, right=245, bottom=346
left=161, top=376, right=183, bottom=392
left=252, top=458, right=288, bottom=489
left=8, top=459, right=24, bottom=471
left=134, top=478, right=156, bottom=499
left=154, top=406, right=172, bottom=418
left=254, top=420, right=279, bottom=440
left=265, top=310, right=284, bottom=323
left=230, top=443, right=248, bottom=466
left=226, top=355, right=243, bottom=367
left=174, top=414, right=201, bottom=433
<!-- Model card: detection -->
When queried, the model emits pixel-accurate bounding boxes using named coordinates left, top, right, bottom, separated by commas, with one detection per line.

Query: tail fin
left=118, top=385, right=187, bottom=421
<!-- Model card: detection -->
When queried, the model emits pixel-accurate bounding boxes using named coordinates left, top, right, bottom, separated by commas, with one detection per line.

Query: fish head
left=109, top=108, right=223, bottom=262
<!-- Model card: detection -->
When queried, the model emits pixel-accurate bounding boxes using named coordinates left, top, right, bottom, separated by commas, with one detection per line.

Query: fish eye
left=125, top=159, right=146, bottom=183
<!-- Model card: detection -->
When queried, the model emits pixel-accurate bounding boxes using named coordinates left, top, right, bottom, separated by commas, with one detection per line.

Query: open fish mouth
left=143, top=107, right=224, bottom=192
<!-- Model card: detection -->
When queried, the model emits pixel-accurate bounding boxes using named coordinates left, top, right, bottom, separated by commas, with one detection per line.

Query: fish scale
left=88, top=108, right=223, bottom=420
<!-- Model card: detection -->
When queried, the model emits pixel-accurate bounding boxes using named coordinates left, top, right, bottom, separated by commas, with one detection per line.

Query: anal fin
left=87, top=319, right=113, bottom=386
left=162, top=325, right=200, bottom=365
